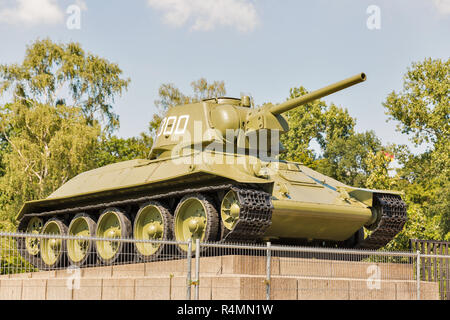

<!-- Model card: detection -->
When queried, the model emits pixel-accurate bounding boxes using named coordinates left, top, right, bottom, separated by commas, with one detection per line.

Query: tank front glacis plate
left=258, top=161, right=373, bottom=241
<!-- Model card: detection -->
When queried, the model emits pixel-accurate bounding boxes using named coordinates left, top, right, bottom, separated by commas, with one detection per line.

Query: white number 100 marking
left=157, top=115, right=190, bottom=137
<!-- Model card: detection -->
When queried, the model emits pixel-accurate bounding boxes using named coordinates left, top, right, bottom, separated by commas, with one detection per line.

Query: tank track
left=221, top=186, right=273, bottom=243
left=22, top=184, right=236, bottom=219
left=357, top=193, right=408, bottom=250
left=20, top=187, right=405, bottom=250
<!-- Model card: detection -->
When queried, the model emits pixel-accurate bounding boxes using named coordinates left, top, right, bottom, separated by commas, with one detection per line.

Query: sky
left=0, top=0, right=449, bottom=153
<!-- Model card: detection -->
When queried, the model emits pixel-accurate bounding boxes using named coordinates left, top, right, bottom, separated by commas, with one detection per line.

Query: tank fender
left=348, top=188, right=404, bottom=207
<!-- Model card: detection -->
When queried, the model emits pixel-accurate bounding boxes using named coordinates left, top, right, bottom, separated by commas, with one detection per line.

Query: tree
left=0, top=39, right=130, bottom=231
left=0, top=39, right=130, bottom=132
left=280, top=86, right=397, bottom=192
left=280, top=86, right=356, bottom=167
left=315, top=131, right=385, bottom=188
left=0, top=103, right=100, bottom=230
left=384, top=58, right=449, bottom=147
left=383, top=57, right=450, bottom=244
left=95, top=134, right=153, bottom=167
left=364, top=148, right=398, bottom=190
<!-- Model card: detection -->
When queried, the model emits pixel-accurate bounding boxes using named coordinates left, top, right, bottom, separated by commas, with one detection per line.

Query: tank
left=15, top=73, right=407, bottom=269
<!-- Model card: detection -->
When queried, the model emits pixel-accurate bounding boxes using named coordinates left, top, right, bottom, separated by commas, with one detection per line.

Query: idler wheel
left=95, top=208, right=131, bottom=265
left=174, top=194, right=219, bottom=253
left=17, top=217, right=46, bottom=269
left=67, top=213, right=97, bottom=267
left=25, top=217, right=44, bottom=256
left=133, top=201, right=173, bottom=261
left=40, top=218, right=68, bottom=269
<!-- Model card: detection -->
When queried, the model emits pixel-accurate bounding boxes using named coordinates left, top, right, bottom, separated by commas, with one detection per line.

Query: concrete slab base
left=0, top=255, right=440, bottom=300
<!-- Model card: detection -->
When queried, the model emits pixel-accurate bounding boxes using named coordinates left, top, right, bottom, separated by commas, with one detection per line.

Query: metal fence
left=411, top=239, right=450, bottom=300
left=0, top=232, right=191, bottom=300
left=195, top=240, right=448, bottom=300
left=0, top=232, right=449, bottom=300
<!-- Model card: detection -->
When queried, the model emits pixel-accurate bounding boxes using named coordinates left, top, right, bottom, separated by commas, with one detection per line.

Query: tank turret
left=150, top=73, right=367, bottom=159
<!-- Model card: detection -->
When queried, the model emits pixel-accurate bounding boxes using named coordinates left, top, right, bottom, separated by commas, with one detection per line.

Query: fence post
left=186, top=239, right=192, bottom=300
left=416, top=250, right=421, bottom=300
left=195, top=238, right=200, bottom=300
left=266, top=242, right=271, bottom=300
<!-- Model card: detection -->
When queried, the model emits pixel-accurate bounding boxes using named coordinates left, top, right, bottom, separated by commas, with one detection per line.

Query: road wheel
left=174, top=194, right=219, bottom=253
left=67, top=213, right=97, bottom=267
left=95, top=208, right=131, bottom=265
left=40, top=218, right=68, bottom=269
left=134, top=201, right=173, bottom=262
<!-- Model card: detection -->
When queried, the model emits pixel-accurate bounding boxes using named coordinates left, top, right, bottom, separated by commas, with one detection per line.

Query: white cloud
left=433, top=0, right=450, bottom=14
left=0, top=0, right=64, bottom=25
left=147, top=0, right=260, bottom=33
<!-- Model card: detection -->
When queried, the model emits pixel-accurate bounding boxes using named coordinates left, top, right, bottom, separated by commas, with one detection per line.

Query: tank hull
left=268, top=200, right=371, bottom=241
left=16, top=152, right=401, bottom=246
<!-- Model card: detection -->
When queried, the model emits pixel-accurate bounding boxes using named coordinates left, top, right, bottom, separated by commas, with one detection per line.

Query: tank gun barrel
left=270, top=73, right=366, bottom=115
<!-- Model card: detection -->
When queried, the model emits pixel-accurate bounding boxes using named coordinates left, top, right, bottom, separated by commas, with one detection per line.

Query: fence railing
left=410, top=239, right=450, bottom=300
left=0, top=232, right=192, bottom=299
left=1, top=232, right=449, bottom=300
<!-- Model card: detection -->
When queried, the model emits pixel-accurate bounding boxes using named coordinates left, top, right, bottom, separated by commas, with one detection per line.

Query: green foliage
left=383, top=57, right=450, bottom=246
left=0, top=39, right=131, bottom=232
left=279, top=87, right=326, bottom=166
left=280, top=86, right=356, bottom=168
left=315, top=131, right=384, bottom=188
left=95, top=133, right=153, bottom=167
left=0, top=39, right=130, bottom=132
left=0, top=102, right=100, bottom=228
left=154, top=78, right=226, bottom=111
left=1, top=239, right=37, bottom=274
left=383, top=58, right=449, bottom=146
left=364, top=148, right=398, bottom=190
left=280, top=86, right=399, bottom=194
left=391, top=144, right=450, bottom=245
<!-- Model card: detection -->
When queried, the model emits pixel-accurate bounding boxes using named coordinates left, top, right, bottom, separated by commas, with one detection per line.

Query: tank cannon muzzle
left=270, top=73, right=366, bottom=115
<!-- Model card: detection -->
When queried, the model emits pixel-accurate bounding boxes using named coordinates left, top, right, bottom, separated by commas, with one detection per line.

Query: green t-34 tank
left=15, top=73, right=407, bottom=269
